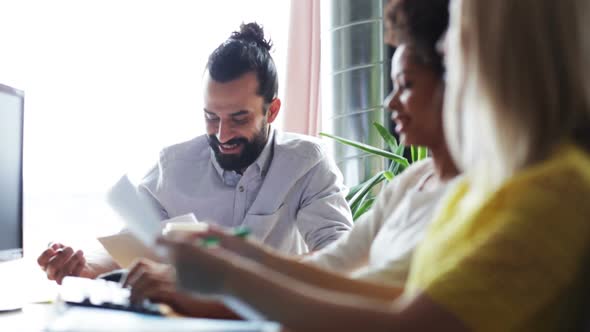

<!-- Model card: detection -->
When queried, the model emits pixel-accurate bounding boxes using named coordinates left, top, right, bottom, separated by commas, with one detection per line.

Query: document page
left=106, top=175, right=165, bottom=257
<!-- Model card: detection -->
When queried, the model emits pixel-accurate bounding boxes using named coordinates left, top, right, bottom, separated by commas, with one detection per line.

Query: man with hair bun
left=36, top=22, right=353, bottom=316
left=140, top=22, right=352, bottom=255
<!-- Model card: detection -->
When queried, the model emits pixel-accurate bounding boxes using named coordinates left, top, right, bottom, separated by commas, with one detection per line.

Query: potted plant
left=320, top=123, right=427, bottom=220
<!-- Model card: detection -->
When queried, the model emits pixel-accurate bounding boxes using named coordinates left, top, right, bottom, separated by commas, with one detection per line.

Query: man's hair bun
left=230, top=22, right=272, bottom=51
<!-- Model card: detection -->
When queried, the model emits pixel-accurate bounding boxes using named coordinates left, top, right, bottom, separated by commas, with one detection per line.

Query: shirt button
left=238, top=186, right=245, bottom=192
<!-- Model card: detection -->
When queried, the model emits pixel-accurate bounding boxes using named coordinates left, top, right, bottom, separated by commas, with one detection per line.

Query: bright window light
left=0, top=0, right=290, bottom=252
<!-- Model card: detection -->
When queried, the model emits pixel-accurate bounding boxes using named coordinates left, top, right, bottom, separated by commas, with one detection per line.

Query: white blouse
left=304, top=158, right=451, bottom=287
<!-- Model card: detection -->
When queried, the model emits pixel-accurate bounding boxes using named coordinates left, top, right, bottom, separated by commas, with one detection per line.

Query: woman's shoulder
left=504, top=144, right=590, bottom=197
left=392, top=158, right=436, bottom=189
left=455, top=144, right=590, bottom=234
left=376, top=158, right=436, bottom=204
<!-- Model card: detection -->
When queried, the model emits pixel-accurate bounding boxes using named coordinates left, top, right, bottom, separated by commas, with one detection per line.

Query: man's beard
left=207, top=125, right=269, bottom=172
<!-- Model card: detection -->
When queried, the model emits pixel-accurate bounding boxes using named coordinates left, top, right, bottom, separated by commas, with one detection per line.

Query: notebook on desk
left=58, top=276, right=164, bottom=316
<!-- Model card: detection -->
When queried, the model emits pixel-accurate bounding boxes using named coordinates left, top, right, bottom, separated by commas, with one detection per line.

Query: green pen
left=232, top=226, right=251, bottom=238
left=201, top=226, right=251, bottom=247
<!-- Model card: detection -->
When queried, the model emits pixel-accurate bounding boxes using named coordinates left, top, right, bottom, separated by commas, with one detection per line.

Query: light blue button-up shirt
left=139, top=128, right=353, bottom=254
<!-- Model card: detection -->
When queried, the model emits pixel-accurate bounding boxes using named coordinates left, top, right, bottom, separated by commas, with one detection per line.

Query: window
left=0, top=0, right=290, bottom=254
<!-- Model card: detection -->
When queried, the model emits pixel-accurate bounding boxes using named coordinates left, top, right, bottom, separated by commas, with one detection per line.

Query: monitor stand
left=0, top=259, right=24, bottom=312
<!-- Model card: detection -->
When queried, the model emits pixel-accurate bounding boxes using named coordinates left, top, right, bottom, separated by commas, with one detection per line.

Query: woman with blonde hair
left=162, top=0, right=590, bottom=330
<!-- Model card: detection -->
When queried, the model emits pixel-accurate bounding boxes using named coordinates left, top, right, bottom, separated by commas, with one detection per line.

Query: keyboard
left=58, top=276, right=164, bottom=316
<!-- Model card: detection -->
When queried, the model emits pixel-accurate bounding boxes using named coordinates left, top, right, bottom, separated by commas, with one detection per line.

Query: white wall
left=0, top=0, right=290, bottom=254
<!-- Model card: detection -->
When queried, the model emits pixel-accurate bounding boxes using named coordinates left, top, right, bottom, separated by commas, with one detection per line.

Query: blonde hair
left=444, top=0, right=590, bottom=188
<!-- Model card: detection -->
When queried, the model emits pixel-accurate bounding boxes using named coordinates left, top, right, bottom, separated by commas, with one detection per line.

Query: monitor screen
left=0, top=84, right=23, bottom=262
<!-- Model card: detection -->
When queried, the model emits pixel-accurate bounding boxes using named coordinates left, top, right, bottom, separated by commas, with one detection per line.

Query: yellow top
left=406, top=144, right=590, bottom=331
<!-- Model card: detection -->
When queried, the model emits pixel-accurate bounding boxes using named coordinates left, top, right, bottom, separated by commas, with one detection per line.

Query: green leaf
left=373, top=122, right=397, bottom=151
left=388, top=144, right=407, bottom=175
left=346, top=180, right=368, bottom=201
left=411, top=145, right=418, bottom=163
left=392, top=162, right=406, bottom=175
left=349, top=171, right=385, bottom=212
left=383, top=171, right=394, bottom=181
left=353, top=191, right=370, bottom=215
left=353, top=197, right=376, bottom=220
left=384, top=143, right=407, bottom=176
left=418, top=146, right=428, bottom=160
left=388, top=160, right=397, bottom=172
left=320, top=132, right=409, bottom=166
left=395, top=144, right=405, bottom=157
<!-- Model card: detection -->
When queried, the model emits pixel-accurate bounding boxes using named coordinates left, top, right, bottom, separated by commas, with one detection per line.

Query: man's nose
left=216, top=120, right=235, bottom=143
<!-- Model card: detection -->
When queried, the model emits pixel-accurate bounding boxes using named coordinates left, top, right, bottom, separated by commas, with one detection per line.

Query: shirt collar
left=210, top=127, right=276, bottom=182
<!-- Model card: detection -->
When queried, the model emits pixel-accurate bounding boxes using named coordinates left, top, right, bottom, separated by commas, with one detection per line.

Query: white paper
left=97, top=232, right=164, bottom=268
left=106, top=175, right=164, bottom=253
left=163, top=213, right=198, bottom=224
left=98, top=212, right=205, bottom=267
left=162, top=214, right=208, bottom=236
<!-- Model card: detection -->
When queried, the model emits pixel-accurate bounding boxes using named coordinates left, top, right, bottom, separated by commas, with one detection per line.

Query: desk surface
left=1, top=304, right=281, bottom=332
left=0, top=304, right=58, bottom=331
left=0, top=261, right=281, bottom=332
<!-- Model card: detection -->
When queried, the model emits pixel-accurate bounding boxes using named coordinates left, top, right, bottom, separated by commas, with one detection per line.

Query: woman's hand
left=193, top=226, right=272, bottom=263
left=158, top=236, right=239, bottom=298
left=124, top=259, right=177, bottom=305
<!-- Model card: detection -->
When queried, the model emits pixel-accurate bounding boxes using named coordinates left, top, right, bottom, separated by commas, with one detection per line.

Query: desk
left=1, top=303, right=281, bottom=332
left=0, top=261, right=280, bottom=332
left=0, top=304, right=57, bottom=331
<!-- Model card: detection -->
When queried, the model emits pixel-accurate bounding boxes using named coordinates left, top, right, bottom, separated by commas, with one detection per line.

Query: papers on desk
left=46, top=307, right=281, bottom=332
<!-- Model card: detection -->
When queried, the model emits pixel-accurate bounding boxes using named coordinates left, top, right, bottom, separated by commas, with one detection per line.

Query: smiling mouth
left=392, top=113, right=411, bottom=133
left=219, top=142, right=243, bottom=154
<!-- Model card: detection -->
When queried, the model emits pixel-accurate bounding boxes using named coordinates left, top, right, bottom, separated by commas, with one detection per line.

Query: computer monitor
left=0, top=83, right=24, bottom=262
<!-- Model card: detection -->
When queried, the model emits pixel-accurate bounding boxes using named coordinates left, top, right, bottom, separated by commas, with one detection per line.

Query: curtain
left=282, top=0, right=322, bottom=136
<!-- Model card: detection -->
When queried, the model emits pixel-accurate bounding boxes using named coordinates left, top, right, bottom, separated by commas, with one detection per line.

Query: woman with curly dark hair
left=301, top=0, right=458, bottom=287
left=385, top=0, right=448, bottom=67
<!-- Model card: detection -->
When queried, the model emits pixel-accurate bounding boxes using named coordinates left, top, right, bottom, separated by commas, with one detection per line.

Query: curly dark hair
left=207, top=22, right=278, bottom=108
left=384, top=0, right=449, bottom=76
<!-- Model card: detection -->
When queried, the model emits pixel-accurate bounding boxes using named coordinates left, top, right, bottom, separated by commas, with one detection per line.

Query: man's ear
left=266, top=98, right=281, bottom=124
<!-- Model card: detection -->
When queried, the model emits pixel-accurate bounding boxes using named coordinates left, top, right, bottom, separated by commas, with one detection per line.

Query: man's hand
left=37, top=242, right=95, bottom=284
left=124, top=259, right=178, bottom=306
left=125, top=258, right=242, bottom=319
